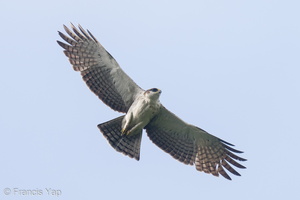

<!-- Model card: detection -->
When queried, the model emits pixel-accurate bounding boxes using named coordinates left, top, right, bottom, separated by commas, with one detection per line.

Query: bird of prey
left=57, top=24, right=246, bottom=180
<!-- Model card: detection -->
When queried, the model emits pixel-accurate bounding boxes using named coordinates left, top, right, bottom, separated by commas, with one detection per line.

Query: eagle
left=57, top=24, right=246, bottom=180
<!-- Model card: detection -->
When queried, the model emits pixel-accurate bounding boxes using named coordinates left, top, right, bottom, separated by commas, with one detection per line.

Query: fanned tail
left=98, top=116, right=142, bottom=160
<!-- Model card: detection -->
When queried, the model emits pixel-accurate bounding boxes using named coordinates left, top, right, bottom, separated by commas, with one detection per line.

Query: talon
left=121, top=128, right=131, bottom=136
left=121, top=128, right=129, bottom=136
left=121, top=129, right=126, bottom=135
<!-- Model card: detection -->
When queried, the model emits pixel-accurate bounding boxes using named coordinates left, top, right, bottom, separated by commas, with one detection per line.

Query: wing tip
left=56, top=40, right=67, bottom=49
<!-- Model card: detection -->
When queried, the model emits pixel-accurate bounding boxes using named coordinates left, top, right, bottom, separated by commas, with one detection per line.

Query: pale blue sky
left=1, top=0, right=299, bottom=199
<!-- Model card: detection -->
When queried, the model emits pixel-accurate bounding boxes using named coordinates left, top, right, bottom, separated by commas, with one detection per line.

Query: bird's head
left=144, top=88, right=162, bottom=101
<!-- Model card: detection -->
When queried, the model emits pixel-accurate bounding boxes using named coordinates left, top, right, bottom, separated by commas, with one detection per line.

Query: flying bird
left=57, top=24, right=246, bottom=180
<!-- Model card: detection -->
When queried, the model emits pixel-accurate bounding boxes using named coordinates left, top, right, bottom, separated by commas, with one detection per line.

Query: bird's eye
left=151, top=88, right=158, bottom=92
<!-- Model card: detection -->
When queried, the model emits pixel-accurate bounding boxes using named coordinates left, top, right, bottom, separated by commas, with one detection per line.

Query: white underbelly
left=122, top=97, right=161, bottom=134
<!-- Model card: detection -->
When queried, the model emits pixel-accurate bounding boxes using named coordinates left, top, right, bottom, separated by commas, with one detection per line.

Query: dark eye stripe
left=151, top=88, right=158, bottom=92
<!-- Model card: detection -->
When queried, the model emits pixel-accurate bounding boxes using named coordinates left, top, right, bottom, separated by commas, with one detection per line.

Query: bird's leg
left=122, top=122, right=144, bottom=136
left=121, top=112, right=133, bottom=135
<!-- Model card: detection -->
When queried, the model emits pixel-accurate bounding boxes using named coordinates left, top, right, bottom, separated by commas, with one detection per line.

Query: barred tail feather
left=97, top=116, right=142, bottom=160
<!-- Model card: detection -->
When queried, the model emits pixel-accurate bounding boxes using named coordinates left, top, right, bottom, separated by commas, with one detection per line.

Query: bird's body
left=57, top=24, right=246, bottom=180
left=121, top=88, right=162, bottom=136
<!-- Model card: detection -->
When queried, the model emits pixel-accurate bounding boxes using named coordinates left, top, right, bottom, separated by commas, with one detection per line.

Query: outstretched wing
left=145, top=106, right=246, bottom=180
left=57, top=24, right=143, bottom=113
